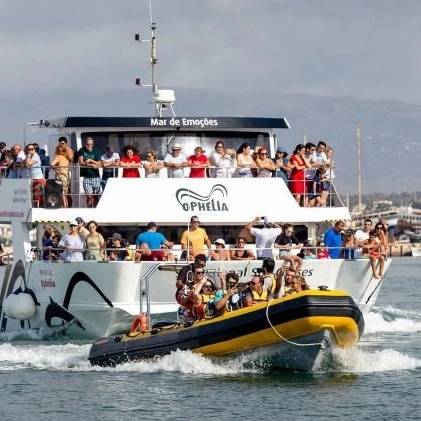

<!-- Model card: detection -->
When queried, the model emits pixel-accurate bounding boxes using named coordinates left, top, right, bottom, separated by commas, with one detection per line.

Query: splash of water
left=332, top=347, right=421, bottom=373
left=364, top=307, right=421, bottom=334
left=0, top=343, right=255, bottom=375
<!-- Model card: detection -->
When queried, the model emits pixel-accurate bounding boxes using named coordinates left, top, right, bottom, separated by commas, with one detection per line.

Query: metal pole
left=356, top=125, right=362, bottom=211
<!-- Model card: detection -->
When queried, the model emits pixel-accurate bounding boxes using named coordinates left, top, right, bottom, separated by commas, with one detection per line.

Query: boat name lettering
left=176, top=184, right=228, bottom=212
left=150, top=117, right=218, bottom=128
left=39, top=269, right=56, bottom=288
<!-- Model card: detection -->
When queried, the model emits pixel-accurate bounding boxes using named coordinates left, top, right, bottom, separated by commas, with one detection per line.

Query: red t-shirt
left=188, top=154, right=208, bottom=178
left=121, top=155, right=141, bottom=178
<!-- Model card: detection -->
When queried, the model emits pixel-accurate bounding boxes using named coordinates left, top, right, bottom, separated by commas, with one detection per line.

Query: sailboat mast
left=356, top=124, right=362, bottom=210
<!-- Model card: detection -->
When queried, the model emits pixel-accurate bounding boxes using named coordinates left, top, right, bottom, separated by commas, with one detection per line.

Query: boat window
left=81, top=131, right=270, bottom=159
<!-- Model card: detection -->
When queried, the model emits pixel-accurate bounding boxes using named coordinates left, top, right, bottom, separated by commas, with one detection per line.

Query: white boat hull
left=0, top=257, right=390, bottom=339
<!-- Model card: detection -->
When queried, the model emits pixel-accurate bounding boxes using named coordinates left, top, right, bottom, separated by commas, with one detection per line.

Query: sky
left=1, top=0, right=421, bottom=197
left=1, top=0, right=421, bottom=103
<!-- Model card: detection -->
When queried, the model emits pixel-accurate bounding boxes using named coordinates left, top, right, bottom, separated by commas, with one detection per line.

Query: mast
left=356, top=124, right=362, bottom=211
left=134, top=0, right=176, bottom=117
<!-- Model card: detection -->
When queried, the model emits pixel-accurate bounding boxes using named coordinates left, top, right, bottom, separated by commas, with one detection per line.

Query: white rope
left=265, top=296, right=324, bottom=347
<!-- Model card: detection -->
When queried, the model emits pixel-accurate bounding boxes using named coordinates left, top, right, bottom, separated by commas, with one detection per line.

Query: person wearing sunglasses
left=255, top=148, right=275, bottom=178
left=230, top=237, right=256, bottom=260
left=243, top=275, right=269, bottom=307
left=191, top=275, right=218, bottom=319
left=24, top=143, right=45, bottom=206
left=213, top=272, right=243, bottom=314
left=180, top=216, right=211, bottom=258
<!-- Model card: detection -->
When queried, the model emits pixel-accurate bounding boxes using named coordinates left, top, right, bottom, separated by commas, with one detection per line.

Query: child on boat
left=361, top=230, right=385, bottom=279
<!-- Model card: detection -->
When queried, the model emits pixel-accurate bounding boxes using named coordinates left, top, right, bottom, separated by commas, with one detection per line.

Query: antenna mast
left=134, top=0, right=176, bottom=117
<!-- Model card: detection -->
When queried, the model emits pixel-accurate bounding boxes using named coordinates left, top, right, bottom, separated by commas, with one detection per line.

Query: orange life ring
left=130, top=313, right=148, bottom=334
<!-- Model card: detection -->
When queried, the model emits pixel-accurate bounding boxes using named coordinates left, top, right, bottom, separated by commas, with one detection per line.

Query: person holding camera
left=245, top=217, right=282, bottom=260
left=213, top=272, right=243, bottom=314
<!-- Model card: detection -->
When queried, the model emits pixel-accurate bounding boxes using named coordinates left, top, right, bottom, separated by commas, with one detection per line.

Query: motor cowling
left=4, top=291, right=37, bottom=320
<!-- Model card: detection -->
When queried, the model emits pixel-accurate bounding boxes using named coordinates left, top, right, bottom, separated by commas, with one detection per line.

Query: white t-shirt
left=210, top=152, right=233, bottom=178
left=26, top=152, right=44, bottom=179
left=164, top=153, right=187, bottom=178
left=354, top=229, right=369, bottom=244
left=8, top=151, right=26, bottom=179
left=311, top=151, right=328, bottom=167
left=59, top=233, right=85, bottom=262
left=250, top=227, right=282, bottom=259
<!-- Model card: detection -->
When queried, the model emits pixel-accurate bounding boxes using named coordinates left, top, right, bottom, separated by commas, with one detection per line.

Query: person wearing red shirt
left=120, top=145, right=142, bottom=178
left=187, top=146, right=209, bottom=178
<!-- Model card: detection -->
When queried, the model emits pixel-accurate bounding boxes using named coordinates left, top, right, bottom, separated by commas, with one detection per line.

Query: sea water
left=0, top=257, right=420, bottom=421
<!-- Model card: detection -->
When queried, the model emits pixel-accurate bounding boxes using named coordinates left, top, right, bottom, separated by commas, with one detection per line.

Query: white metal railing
left=32, top=245, right=367, bottom=263
left=0, top=163, right=344, bottom=209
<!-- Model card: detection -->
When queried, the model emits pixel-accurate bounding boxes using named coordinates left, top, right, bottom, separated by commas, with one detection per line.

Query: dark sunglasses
left=195, top=271, right=204, bottom=275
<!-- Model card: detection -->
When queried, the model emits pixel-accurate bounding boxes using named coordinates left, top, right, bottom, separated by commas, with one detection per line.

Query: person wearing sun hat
left=210, top=238, right=231, bottom=261
left=163, top=143, right=187, bottom=178
left=58, top=219, right=85, bottom=262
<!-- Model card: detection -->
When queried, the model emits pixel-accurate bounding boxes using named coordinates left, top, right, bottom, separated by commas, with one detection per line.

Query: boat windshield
left=81, top=131, right=270, bottom=158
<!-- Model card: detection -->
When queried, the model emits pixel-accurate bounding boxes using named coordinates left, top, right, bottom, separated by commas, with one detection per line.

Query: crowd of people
left=175, top=255, right=309, bottom=322
left=0, top=137, right=336, bottom=208
left=38, top=216, right=389, bottom=279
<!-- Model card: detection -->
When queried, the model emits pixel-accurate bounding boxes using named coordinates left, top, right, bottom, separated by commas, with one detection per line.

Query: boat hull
left=89, top=290, right=364, bottom=371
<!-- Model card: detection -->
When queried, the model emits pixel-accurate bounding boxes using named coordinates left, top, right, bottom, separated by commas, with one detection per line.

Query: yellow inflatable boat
left=89, top=289, right=364, bottom=371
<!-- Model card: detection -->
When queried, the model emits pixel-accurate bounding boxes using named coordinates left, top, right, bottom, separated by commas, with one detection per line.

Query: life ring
left=130, top=313, right=148, bottom=334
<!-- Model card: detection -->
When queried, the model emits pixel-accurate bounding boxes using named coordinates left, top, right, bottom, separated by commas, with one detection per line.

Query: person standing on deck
left=77, top=137, right=102, bottom=208
left=324, top=220, right=345, bottom=259
left=180, top=216, right=211, bottom=257
left=245, top=217, right=282, bottom=260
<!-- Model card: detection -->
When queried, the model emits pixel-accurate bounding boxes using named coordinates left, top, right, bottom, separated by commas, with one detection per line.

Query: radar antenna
left=134, top=0, right=176, bottom=117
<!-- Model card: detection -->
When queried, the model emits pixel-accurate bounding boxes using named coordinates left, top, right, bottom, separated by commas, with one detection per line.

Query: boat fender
left=4, top=289, right=37, bottom=320
left=130, top=313, right=148, bottom=334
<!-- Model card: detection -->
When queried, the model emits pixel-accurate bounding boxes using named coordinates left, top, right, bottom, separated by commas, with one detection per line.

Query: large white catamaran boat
left=0, top=17, right=390, bottom=339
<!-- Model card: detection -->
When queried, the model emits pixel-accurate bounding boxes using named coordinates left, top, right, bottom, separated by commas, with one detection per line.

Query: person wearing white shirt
left=354, top=218, right=373, bottom=257
left=7, top=144, right=26, bottom=179
left=209, top=141, right=234, bottom=178
left=163, top=144, right=187, bottom=178
left=101, top=145, right=120, bottom=189
left=245, top=217, right=282, bottom=260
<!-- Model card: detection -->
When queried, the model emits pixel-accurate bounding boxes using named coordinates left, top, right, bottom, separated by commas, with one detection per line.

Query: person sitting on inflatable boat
left=213, top=272, right=244, bottom=314
left=191, top=275, right=218, bottom=320
left=243, top=275, right=270, bottom=307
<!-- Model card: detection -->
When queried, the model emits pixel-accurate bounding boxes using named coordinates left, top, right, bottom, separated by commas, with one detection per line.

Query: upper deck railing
left=0, top=164, right=345, bottom=209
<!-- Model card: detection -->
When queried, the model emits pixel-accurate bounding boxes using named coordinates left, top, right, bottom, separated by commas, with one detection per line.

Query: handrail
left=32, top=244, right=373, bottom=263
left=0, top=163, right=344, bottom=209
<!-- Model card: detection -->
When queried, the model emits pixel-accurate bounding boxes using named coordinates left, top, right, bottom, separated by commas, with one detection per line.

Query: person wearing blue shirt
left=135, top=222, right=173, bottom=261
left=324, top=220, right=345, bottom=259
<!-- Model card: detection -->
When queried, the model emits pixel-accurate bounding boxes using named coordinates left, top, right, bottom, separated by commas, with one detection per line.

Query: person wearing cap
left=135, top=222, right=173, bottom=261
left=210, top=238, right=231, bottom=261
left=101, top=145, right=120, bottom=189
left=180, top=216, right=212, bottom=257
left=163, top=143, right=187, bottom=178
left=106, top=232, right=129, bottom=261
left=58, top=220, right=85, bottom=262
left=245, top=217, right=282, bottom=260
left=187, top=146, right=209, bottom=178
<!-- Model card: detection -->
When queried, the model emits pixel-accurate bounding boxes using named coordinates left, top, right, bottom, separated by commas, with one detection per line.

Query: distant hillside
left=1, top=88, right=420, bottom=194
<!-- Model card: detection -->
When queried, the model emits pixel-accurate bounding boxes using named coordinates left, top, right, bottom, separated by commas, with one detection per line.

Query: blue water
left=1, top=258, right=420, bottom=421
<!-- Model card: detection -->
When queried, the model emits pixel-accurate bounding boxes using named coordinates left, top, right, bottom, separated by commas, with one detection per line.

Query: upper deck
left=0, top=115, right=351, bottom=225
